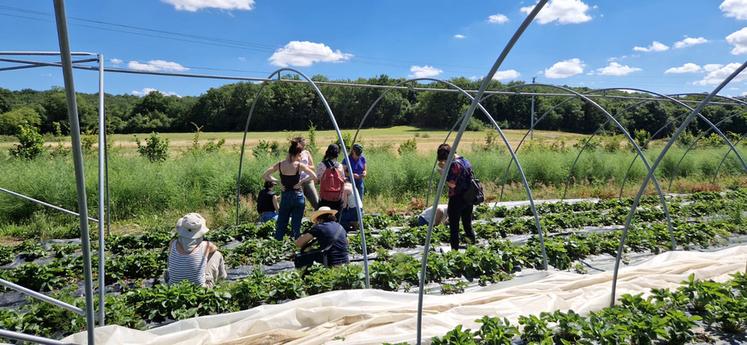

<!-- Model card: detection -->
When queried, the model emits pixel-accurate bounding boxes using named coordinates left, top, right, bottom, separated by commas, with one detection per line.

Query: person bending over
left=167, top=213, right=226, bottom=288
left=418, top=204, right=449, bottom=227
left=295, top=206, right=349, bottom=267
left=437, top=143, right=476, bottom=250
left=262, top=138, right=317, bottom=240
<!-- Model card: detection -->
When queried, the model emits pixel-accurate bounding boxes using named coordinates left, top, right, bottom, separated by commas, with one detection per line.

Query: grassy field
left=0, top=126, right=588, bottom=153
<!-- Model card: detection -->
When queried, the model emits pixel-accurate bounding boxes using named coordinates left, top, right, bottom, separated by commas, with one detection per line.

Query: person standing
left=343, top=143, right=366, bottom=200
left=262, top=139, right=317, bottom=240
left=317, top=144, right=345, bottom=216
left=436, top=143, right=476, bottom=250
left=339, top=182, right=363, bottom=231
left=296, top=137, right=320, bottom=209
left=256, top=180, right=279, bottom=223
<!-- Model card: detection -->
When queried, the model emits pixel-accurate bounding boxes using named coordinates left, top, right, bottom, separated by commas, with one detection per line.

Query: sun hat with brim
left=176, top=213, right=209, bottom=239
left=310, top=207, right=338, bottom=223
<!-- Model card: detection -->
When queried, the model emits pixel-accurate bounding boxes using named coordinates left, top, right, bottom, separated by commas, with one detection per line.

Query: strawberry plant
left=476, top=316, right=518, bottom=345
left=431, top=325, right=477, bottom=345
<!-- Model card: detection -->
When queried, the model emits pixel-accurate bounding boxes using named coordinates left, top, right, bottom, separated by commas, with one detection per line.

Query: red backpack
left=320, top=162, right=344, bottom=201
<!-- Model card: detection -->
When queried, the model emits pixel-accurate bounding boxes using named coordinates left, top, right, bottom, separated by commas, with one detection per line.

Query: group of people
left=165, top=140, right=478, bottom=289
left=257, top=137, right=365, bottom=240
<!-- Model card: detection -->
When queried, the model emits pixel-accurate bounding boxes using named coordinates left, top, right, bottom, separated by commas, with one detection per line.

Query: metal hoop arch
left=609, top=60, right=747, bottom=306
left=234, top=67, right=371, bottom=288
left=352, top=76, right=549, bottom=267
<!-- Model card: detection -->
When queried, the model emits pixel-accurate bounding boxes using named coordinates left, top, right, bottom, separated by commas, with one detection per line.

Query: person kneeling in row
left=294, top=207, right=349, bottom=267
left=418, top=204, right=448, bottom=227
left=167, top=213, right=227, bottom=288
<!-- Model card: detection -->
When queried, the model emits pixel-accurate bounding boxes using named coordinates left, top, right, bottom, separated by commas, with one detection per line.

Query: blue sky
left=1, top=0, right=747, bottom=97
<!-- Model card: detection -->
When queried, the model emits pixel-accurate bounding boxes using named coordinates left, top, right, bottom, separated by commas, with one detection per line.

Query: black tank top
left=279, top=161, right=301, bottom=190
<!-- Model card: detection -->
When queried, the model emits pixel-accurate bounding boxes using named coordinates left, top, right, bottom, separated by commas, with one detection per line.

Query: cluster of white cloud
left=721, top=0, right=747, bottom=20
left=109, top=58, right=123, bottom=65
left=595, top=62, right=641, bottom=76
left=694, top=63, right=747, bottom=86
left=492, top=69, right=521, bottom=81
left=487, top=13, right=509, bottom=24
left=408, top=65, right=443, bottom=78
left=131, top=88, right=180, bottom=97
left=161, top=0, right=254, bottom=12
left=521, top=0, right=592, bottom=25
left=544, top=58, right=584, bottom=78
left=269, top=41, right=352, bottom=67
left=633, top=41, right=669, bottom=53
left=453, top=34, right=466, bottom=39
left=726, top=27, right=747, bottom=55
left=664, top=63, right=702, bottom=74
left=673, top=37, right=709, bottom=49
left=127, top=60, right=189, bottom=72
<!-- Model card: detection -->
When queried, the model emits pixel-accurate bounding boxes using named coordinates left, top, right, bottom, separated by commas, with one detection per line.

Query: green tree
left=0, top=107, right=42, bottom=135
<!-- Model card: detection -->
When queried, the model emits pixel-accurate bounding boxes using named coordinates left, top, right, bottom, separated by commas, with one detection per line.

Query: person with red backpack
left=437, top=143, right=478, bottom=251
left=316, top=144, right=345, bottom=217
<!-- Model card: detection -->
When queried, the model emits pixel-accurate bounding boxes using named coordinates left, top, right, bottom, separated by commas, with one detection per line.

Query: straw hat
left=176, top=213, right=209, bottom=239
left=310, top=207, right=337, bottom=223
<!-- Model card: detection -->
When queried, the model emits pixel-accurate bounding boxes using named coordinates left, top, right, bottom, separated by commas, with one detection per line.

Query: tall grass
left=0, top=145, right=744, bottom=239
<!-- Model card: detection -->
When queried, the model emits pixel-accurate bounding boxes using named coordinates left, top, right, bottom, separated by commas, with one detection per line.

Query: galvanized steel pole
left=53, top=0, right=96, bottom=343
left=97, top=53, right=106, bottom=326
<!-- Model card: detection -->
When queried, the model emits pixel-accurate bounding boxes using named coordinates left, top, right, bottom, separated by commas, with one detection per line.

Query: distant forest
left=1, top=75, right=745, bottom=136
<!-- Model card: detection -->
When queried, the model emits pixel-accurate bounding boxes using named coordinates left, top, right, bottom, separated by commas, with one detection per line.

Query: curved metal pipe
left=415, top=1, right=548, bottom=342
left=711, top=135, right=744, bottom=183
left=234, top=68, right=371, bottom=288
left=610, top=60, right=747, bottom=306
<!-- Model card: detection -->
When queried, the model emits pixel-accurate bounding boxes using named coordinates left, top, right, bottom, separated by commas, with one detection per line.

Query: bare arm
left=295, top=233, right=314, bottom=248
left=262, top=163, right=280, bottom=183
left=305, top=150, right=315, bottom=167
left=272, top=195, right=279, bottom=211
left=298, top=163, right=317, bottom=185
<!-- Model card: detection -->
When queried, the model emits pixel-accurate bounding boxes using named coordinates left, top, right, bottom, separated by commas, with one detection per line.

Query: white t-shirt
left=299, top=150, right=313, bottom=180
left=419, top=205, right=448, bottom=222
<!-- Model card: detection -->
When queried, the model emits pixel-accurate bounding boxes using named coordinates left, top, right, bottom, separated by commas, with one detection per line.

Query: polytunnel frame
left=234, top=68, right=371, bottom=288
left=0, top=43, right=108, bottom=345
left=414, top=0, right=548, bottom=343
left=351, top=77, right=549, bottom=269
left=610, top=60, right=747, bottom=306
left=663, top=93, right=747, bottom=191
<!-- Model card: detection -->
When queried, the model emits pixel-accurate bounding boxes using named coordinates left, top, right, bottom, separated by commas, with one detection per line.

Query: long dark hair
left=324, top=144, right=340, bottom=161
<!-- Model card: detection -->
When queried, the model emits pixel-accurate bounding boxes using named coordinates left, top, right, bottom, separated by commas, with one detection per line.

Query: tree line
left=1, top=75, right=745, bottom=137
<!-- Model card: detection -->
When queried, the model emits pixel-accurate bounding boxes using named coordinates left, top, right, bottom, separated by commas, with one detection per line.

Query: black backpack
left=456, top=158, right=484, bottom=205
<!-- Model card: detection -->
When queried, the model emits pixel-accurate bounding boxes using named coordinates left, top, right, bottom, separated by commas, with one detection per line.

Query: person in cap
left=342, top=143, right=366, bottom=200
left=257, top=180, right=279, bottom=223
left=295, top=207, right=349, bottom=267
left=167, top=213, right=226, bottom=288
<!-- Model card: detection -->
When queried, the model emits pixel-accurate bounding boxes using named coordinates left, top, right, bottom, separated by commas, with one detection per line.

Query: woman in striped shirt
left=167, top=213, right=227, bottom=288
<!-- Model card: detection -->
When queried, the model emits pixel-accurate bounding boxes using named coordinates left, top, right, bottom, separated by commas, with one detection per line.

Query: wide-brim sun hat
left=176, top=213, right=209, bottom=239
left=310, top=206, right=337, bottom=223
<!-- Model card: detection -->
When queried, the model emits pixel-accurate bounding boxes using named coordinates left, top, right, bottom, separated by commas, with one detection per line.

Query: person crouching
left=167, top=213, right=227, bottom=288
left=295, top=207, right=349, bottom=267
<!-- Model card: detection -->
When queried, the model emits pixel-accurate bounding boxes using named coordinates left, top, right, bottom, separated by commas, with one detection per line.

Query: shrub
left=0, top=107, right=42, bottom=135
left=135, top=132, right=169, bottom=162
left=398, top=137, right=417, bottom=155
left=9, top=125, right=45, bottom=159
left=252, top=139, right=280, bottom=158
left=634, top=129, right=651, bottom=149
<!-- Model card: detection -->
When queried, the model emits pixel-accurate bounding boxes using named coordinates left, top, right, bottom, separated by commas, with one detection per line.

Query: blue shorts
left=417, top=216, right=428, bottom=227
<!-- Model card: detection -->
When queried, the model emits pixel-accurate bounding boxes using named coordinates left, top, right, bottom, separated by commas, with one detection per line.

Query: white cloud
left=161, top=0, right=254, bottom=12
left=131, top=88, right=180, bottom=97
left=487, top=13, right=509, bottom=24
left=721, top=0, right=747, bottom=20
left=726, top=27, right=747, bottom=55
left=109, top=58, right=123, bottom=65
left=673, top=36, right=708, bottom=49
left=704, top=64, right=723, bottom=72
left=237, top=56, right=246, bottom=62
left=127, top=60, right=189, bottom=72
left=492, top=69, right=521, bottom=81
left=595, top=62, right=641, bottom=76
left=544, top=58, right=584, bottom=78
left=694, top=63, right=747, bottom=85
left=408, top=65, right=443, bottom=78
left=742, top=91, right=747, bottom=96
left=520, top=0, right=592, bottom=25
left=633, top=41, right=669, bottom=52
left=665, top=63, right=702, bottom=74
left=453, top=34, right=466, bottom=39
left=268, top=41, right=352, bottom=67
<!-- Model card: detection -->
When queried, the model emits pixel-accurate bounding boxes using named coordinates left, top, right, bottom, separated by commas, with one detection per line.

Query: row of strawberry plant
left=422, top=273, right=747, bottom=345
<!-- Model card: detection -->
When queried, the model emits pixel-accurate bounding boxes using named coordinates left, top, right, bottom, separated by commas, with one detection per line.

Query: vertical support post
left=53, top=1, right=96, bottom=343
left=530, top=77, right=535, bottom=140
left=97, top=53, right=106, bottom=326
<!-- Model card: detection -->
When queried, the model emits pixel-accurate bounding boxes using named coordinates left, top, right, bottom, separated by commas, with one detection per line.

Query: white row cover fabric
left=64, top=245, right=747, bottom=344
